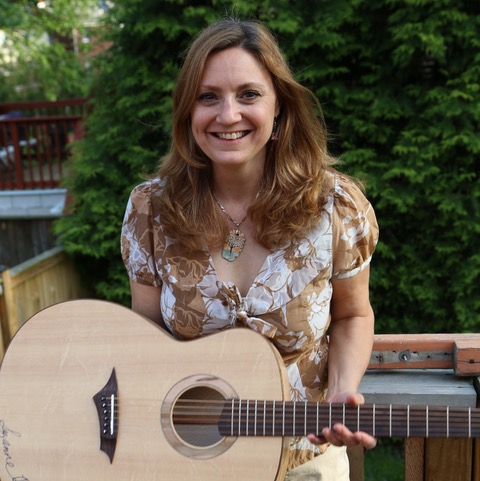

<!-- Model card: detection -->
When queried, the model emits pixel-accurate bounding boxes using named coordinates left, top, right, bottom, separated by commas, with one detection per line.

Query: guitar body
left=0, top=300, right=290, bottom=481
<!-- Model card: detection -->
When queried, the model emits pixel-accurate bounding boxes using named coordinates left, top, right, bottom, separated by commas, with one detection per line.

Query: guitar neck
left=214, top=400, right=480, bottom=439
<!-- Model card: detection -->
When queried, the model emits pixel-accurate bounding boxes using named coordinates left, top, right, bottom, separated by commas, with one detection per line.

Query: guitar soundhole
left=161, top=374, right=237, bottom=459
left=174, top=386, right=224, bottom=447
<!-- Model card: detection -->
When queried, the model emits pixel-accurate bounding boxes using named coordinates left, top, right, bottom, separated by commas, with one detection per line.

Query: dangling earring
left=271, top=116, right=279, bottom=141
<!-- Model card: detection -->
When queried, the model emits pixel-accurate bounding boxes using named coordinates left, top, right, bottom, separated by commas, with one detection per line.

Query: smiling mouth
left=215, top=131, right=249, bottom=140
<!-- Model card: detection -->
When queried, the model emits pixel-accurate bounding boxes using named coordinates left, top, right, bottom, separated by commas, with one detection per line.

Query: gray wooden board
left=359, top=369, right=478, bottom=407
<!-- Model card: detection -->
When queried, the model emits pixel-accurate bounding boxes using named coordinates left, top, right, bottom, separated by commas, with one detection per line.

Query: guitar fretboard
left=214, top=400, right=480, bottom=439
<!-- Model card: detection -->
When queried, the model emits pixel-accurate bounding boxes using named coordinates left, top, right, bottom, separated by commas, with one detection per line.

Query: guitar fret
left=293, top=401, right=296, bottom=437
left=469, top=407, right=471, bottom=438
left=263, top=400, right=266, bottom=436
left=254, top=400, right=257, bottom=436
left=272, top=401, right=276, bottom=436
left=238, top=399, right=242, bottom=436
left=357, top=404, right=360, bottom=432
left=343, top=403, right=346, bottom=426
left=329, top=403, right=332, bottom=429
left=246, top=400, right=249, bottom=436
left=231, top=399, right=235, bottom=436
left=389, top=404, right=392, bottom=438
left=316, top=402, right=319, bottom=435
left=304, top=402, right=307, bottom=435
left=447, top=406, right=449, bottom=438
left=407, top=405, right=410, bottom=438
left=282, top=401, right=285, bottom=436
left=372, top=404, right=376, bottom=438
left=426, top=405, right=429, bottom=438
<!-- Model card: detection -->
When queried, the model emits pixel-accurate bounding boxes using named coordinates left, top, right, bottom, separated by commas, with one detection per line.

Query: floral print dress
left=121, top=172, right=379, bottom=470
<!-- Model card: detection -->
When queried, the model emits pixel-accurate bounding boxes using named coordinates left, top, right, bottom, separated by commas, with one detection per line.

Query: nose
left=217, top=98, right=241, bottom=124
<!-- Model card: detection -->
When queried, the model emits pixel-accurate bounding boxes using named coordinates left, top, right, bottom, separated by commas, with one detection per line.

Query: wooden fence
left=0, top=246, right=85, bottom=357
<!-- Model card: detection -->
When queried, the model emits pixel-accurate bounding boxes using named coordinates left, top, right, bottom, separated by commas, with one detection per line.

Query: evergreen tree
left=56, top=0, right=480, bottom=333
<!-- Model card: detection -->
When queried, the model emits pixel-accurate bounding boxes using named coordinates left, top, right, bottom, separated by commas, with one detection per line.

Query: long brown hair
left=156, top=18, right=338, bottom=250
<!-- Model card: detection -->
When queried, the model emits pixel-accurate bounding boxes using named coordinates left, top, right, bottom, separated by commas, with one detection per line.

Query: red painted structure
left=0, top=99, right=89, bottom=190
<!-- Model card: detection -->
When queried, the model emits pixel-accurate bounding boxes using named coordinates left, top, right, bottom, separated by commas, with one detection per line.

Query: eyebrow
left=198, top=82, right=266, bottom=92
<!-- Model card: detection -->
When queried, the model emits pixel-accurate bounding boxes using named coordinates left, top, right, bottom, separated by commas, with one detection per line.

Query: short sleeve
left=121, top=181, right=162, bottom=287
left=332, top=176, right=379, bottom=279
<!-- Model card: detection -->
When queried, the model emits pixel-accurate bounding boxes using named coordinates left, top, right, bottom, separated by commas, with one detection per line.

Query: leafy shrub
left=56, top=0, right=480, bottom=333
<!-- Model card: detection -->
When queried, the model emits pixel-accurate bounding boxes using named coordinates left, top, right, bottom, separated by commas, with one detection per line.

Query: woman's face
left=190, top=47, right=279, bottom=173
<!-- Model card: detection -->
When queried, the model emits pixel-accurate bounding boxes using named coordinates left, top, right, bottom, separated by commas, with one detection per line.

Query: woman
left=121, top=18, right=378, bottom=480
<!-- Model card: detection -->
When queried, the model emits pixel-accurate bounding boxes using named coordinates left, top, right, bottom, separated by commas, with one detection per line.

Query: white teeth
left=217, top=132, right=245, bottom=140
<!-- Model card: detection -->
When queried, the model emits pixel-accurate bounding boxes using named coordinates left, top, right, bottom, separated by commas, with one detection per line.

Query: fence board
left=404, top=438, right=424, bottom=481
left=0, top=218, right=58, bottom=267
left=1, top=246, right=84, bottom=347
left=425, top=438, right=473, bottom=481
left=474, top=440, right=480, bottom=481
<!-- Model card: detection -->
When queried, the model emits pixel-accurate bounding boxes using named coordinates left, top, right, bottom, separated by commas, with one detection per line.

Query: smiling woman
left=121, top=17, right=379, bottom=481
left=191, top=47, right=279, bottom=177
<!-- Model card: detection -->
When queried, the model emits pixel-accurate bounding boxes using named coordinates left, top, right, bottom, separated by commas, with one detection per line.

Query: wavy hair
left=156, top=18, right=338, bottom=250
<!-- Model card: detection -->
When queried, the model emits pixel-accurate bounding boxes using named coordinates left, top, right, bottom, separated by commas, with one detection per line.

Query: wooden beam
left=454, top=340, right=480, bottom=376
left=369, top=334, right=480, bottom=375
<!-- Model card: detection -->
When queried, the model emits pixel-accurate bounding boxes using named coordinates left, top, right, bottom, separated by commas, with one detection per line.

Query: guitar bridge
left=93, top=368, right=118, bottom=463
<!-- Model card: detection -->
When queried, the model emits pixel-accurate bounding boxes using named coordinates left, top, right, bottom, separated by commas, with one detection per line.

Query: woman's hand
left=306, top=392, right=377, bottom=450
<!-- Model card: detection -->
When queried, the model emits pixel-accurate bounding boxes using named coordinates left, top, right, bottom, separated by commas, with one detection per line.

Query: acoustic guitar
left=0, top=300, right=478, bottom=481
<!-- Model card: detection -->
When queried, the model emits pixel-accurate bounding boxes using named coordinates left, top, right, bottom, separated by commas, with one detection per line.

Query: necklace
left=213, top=194, right=248, bottom=262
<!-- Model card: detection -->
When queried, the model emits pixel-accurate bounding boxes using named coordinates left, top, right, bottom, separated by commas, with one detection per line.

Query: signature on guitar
left=0, top=420, right=29, bottom=481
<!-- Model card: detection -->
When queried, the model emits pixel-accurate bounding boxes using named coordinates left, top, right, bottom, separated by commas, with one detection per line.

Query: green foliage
left=56, top=0, right=480, bottom=333
left=365, top=438, right=403, bottom=481
left=0, top=0, right=98, bottom=101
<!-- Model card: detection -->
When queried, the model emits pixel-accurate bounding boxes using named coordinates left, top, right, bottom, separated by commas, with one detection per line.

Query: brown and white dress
left=121, top=172, right=379, bottom=471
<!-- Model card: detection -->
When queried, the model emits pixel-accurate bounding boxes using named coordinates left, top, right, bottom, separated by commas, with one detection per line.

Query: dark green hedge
left=56, top=0, right=480, bottom=333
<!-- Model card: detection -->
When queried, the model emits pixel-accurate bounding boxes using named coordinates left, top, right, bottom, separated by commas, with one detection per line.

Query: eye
left=197, top=92, right=217, bottom=102
left=241, top=90, right=261, bottom=101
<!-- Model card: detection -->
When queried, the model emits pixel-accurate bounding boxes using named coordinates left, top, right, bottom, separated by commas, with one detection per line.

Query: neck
left=212, top=166, right=263, bottom=204
left=212, top=182, right=261, bottom=206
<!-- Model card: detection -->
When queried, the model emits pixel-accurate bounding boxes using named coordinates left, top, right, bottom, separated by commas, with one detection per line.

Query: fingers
left=307, top=423, right=377, bottom=450
left=325, top=391, right=365, bottom=406
left=345, top=392, right=365, bottom=406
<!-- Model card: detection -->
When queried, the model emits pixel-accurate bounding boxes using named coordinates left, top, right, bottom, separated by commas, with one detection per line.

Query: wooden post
left=405, top=439, right=424, bottom=481
left=347, top=445, right=364, bottom=481
left=473, top=439, right=480, bottom=481
left=425, top=438, right=472, bottom=481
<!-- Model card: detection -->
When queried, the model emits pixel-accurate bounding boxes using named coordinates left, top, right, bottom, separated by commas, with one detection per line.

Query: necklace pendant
left=222, top=229, right=246, bottom=262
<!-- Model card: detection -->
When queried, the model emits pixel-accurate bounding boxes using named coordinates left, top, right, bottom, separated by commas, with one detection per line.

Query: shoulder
left=328, top=172, right=368, bottom=206
left=129, top=177, right=165, bottom=201
left=126, top=178, right=164, bottom=214
left=328, top=172, right=379, bottom=278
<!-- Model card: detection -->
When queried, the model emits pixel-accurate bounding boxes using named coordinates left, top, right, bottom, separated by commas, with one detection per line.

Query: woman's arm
left=328, top=266, right=374, bottom=399
left=129, top=279, right=167, bottom=330
left=308, top=266, right=377, bottom=449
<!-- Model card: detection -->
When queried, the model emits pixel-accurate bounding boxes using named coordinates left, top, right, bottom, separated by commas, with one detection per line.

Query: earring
left=271, top=116, right=279, bottom=141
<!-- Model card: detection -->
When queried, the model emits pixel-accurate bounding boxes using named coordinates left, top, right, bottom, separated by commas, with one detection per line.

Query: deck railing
left=0, top=99, right=89, bottom=190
